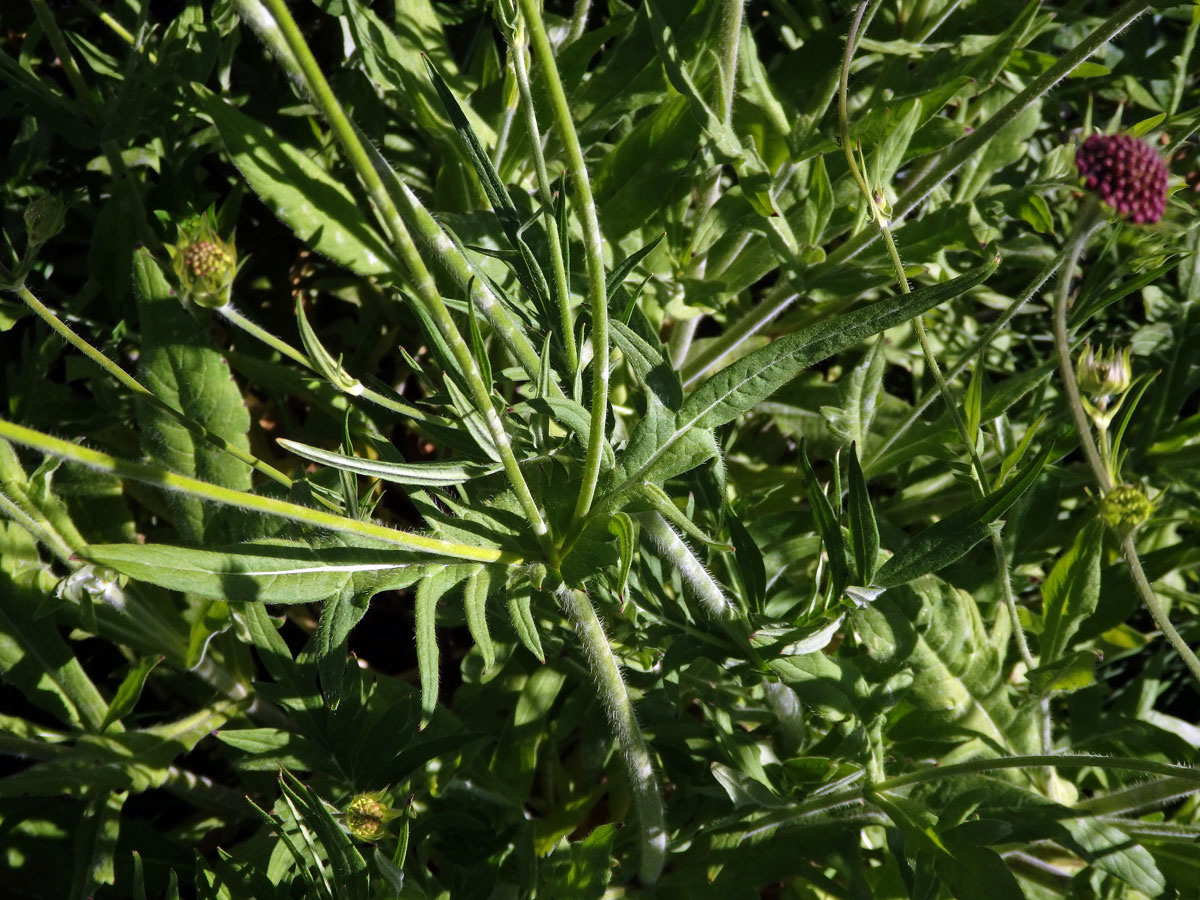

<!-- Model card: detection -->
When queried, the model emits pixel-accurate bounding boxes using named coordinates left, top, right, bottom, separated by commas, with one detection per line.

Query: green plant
left=3, top=1, right=1200, bottom=897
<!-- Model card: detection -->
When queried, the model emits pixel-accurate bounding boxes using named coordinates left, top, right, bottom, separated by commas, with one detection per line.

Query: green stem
left=1053, top=206, right=1200, bottom=690
left=509, top=17, right=578, bottom=373
left=14, top=287, right=294, bottom=490
left=560, top=588, right=666, bottom=884
left=256, top=0, right=556, bottom=565
left=518, top=0, right=610, bottom=524
left=0, top=418, right=517, bottom=565
left=823, top=0, right=1151, bottom=272
left=566, top=0, right=591, bottom=44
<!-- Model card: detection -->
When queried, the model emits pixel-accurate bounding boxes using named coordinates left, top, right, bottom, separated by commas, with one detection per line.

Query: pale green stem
left=518, top=0, right=610, bottom=524
left=1052, top=208, right=1111, bottom=493
left=0, top=418, right=517, bottom=565
left=509, top=19, right=578, bottom=372
left=14, top=287, right=294, bottom=489
left=1052, top=211, right=1200, bottom=688
left=822, top=0, right=1150, bottom=271
left=256, top=0, right=556, bottom=565
left=560, top=589, right=666, bottom=884
left=565, top=0, right=591, bottom=44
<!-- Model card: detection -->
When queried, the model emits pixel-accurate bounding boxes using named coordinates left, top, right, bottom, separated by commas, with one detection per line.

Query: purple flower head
left=1075, top=134, right=1169, bottom=224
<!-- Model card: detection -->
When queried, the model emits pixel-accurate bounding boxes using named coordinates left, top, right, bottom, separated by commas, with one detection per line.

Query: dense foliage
left=2, top=1, right=1200, bottom=898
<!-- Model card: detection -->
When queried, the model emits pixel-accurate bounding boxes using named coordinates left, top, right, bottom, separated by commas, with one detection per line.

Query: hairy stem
left=560, top=589, right=666, bottom=884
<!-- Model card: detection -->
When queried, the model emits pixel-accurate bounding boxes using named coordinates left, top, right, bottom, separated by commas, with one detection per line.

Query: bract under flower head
left=1075, top=134, right=1169, bottom=225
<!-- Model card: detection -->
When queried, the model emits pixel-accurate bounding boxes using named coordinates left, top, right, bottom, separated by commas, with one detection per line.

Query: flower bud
left=24, top=194, right=67, bottom=247
left=1099, top=483, right=1154, bottom=536
left=343, top=792, right=398, bottom=841
left=167, top=209, right=237, bottom=308
left=1075, top=134, right=1169, bottom=225
left=1075, top=343, right=1131, bottom=400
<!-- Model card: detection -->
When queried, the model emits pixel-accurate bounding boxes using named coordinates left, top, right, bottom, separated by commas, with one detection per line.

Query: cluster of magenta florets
left=1075, top=134, right=1169, bottom=224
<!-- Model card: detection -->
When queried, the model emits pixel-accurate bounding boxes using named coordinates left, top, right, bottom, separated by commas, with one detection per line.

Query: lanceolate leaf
left=681, top=260, right=998, bottom=432
left=611, top=261, right=998, bottom=500
left=1040, top=518, right=1104, bottom=665
left=277, top=438, right=501, bottom=487
left=80, top=538, right=435, bottom=604
left=416, top=566, right=476, bottom=725
left=193, top=85, right=398, bottom=277
left=873, top=446, right=1050, bottom=589
left=797, top=441, right=849, bottom=600
left=847, top=443, right=880, bottom=586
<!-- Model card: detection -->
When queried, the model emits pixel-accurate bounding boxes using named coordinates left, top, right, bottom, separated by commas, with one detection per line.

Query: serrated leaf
left=193, top=86, right=398, bottom=277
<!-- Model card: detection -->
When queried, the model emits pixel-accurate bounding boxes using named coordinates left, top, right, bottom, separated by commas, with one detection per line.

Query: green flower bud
left=24, top=194, right=67, bottom=247
left=167, top=208, right=237, bottom=308
left=343, top=791, right=401, bottom=841
left=1099, top=483, right=1153, bottom=536
left=1075, top=343, right=1131, bottom=400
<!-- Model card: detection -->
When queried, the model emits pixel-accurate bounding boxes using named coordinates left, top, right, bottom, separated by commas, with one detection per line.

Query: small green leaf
left=964, top=359, right=984, bottom=449
left=463, top=567, right=496, bottom=671
left=1026, top=650, right=1098, bottom=694
left=847, top=443, right=879, bottom=586
left=1040, top=519, right=1103, bottom=665
left=607, top=512, right=636, bottom=601
left=797, top=441, right=850, bottom=599
left=507, top=566, right=546, bottom=662
left=99, top=653, right=163, bottom=734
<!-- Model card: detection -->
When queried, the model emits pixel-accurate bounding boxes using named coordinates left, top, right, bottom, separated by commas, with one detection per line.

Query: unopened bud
left=1075, top=343, right=1132, bottom=400
left=24, top=194, right=66, bottom=247
left=1099, top=483, right=1153, bottom=536
left=343, top=791, right=402, bottom=841
left=167, top=209, right=237, bottom=308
